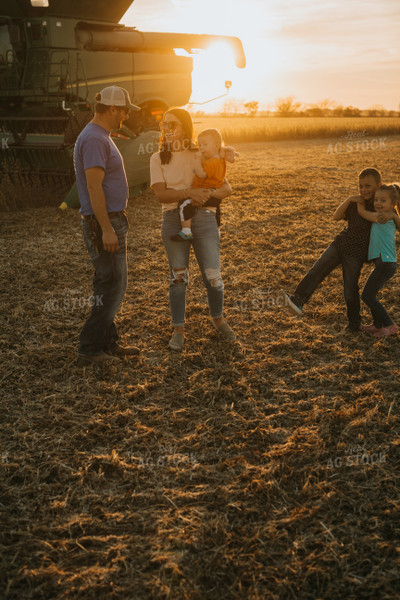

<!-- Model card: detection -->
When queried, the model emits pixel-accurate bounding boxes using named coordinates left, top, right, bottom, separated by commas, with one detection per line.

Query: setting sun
left=189, top=42, right=238, bottom=106
left=122, top=0, right=400, bottom=110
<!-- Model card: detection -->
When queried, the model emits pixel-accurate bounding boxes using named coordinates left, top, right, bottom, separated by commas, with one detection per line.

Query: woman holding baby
left=150, top=108, right=235, bottom=351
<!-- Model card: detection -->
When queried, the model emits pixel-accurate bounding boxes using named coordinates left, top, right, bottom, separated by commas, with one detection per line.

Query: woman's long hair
left=159, top=108, right=197, bottom=165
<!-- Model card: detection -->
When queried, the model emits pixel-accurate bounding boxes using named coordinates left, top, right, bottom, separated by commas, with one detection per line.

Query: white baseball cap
left=97, top=86, right=140, bottom=111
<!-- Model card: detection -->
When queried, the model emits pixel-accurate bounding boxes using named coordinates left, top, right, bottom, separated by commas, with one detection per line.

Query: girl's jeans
left=162, top=208, right=223, bottom=327
left=361, top=258, right=396, bottom=327
left=79, top=212, right=128, bottom=355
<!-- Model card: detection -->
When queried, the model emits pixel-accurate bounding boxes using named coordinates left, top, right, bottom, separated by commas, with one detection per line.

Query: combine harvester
left=0, top=0, right=246, bottom=207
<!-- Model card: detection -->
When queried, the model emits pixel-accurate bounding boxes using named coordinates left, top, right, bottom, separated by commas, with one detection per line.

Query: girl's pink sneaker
left=360, top=323, right=379, bottom=333
left=373, top=323, right=399, bottom=338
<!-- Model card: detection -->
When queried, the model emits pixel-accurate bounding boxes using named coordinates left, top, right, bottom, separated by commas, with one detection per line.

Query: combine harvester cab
left=0, top=0, right=245, bottom=207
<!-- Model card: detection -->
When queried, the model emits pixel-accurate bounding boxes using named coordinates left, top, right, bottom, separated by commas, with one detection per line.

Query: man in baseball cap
left=73, top=86, right=141, bottom=364
left=96, top=86, right=141, bottom=112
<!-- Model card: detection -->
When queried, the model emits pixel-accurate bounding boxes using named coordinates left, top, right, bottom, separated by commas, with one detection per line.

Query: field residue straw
left=1, top=135, right=400, bottom=599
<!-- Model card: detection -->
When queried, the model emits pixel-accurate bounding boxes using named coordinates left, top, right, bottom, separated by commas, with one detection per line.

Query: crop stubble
left=1, top=136, right=399, bottom=599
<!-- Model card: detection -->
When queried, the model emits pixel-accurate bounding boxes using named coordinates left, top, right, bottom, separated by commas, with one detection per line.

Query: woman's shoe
left=214, top=322, right=236, bottom=341
left=360, top=323, right=380, bottom=333
left=169, top=332, right=184, bottom=351
left=373, top=323, right=398, bottom=338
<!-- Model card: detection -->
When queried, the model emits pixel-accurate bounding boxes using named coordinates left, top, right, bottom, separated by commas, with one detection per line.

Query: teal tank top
left=368, top=220, right=397, bottom=262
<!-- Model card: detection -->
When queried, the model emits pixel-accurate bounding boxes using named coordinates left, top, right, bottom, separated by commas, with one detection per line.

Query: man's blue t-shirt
left=74, top=122, right=128, bottom=215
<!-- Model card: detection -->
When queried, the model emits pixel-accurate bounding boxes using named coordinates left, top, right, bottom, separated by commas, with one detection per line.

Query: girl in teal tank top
left=357, top=184, right=400, bottom=338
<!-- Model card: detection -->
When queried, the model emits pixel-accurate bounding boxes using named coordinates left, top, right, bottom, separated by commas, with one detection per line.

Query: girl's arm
left=357, top=200, right=398, bottom=225
left=357, top=200, right=378, bottom=222
left=333, top=195, right=359, bottom=221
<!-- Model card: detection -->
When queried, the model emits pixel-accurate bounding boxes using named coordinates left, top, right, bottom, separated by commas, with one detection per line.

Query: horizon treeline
left=192, top=97, right=400, bottom=118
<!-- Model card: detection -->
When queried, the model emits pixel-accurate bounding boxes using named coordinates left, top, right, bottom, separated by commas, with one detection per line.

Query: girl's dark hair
left=159, top=108, right=197, bottom=165
left=379, top=183, right=400, bottom=213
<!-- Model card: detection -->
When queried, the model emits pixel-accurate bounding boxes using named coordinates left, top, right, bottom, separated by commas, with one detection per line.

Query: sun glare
left=122, top=0, right=282, bottom=110
left=190, top=42, right=238, bottom=107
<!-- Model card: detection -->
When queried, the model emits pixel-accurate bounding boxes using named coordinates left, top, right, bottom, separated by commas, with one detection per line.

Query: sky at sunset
left=121, top=0, right=400, bottom=111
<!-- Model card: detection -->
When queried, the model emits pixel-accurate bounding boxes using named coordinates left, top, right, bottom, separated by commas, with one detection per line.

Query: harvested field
left=1, top=135, right=400, bottom=600
left=191, top=116, right=400, bottom=144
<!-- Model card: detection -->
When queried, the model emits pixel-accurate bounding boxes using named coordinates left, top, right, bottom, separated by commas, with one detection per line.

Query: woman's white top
left=150, top=150, right=196, bottom=212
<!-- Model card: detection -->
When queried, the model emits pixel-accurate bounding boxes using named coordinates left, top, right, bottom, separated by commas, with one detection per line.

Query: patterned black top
left=332, top=198, right=374, bottom=261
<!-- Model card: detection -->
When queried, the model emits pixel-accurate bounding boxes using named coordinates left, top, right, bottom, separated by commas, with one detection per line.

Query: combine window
left=32, top=23, right=42, bottom=40
left=125, top=102, right=167, bottom=136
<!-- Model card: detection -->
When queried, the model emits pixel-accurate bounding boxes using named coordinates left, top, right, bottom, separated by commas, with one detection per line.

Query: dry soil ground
left=1, top=135, right=399, bottom=600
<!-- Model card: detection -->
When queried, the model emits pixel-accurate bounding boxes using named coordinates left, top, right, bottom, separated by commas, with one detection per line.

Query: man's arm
left=332, top=195, right=359, bottom=221
left=85, top=167, right=119, bottom=253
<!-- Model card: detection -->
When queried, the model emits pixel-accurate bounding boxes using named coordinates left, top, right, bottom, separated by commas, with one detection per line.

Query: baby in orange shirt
left=171, top=128, right=235, bottom=241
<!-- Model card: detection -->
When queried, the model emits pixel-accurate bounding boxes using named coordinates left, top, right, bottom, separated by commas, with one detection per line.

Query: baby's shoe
left=171, top=231, right=193, bottom=242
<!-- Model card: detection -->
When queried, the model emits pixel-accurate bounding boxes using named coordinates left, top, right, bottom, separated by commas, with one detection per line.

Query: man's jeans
left=292, top=243, right=364, bottom=327
left=79, top=212, right=128, bottom=355
left=361, top=258, right=396, bottom=327
left=162, top=208, right=223, bottom=327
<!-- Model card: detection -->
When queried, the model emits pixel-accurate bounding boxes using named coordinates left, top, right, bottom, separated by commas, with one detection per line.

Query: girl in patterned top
left=358, top=184, right=400, bottom=338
